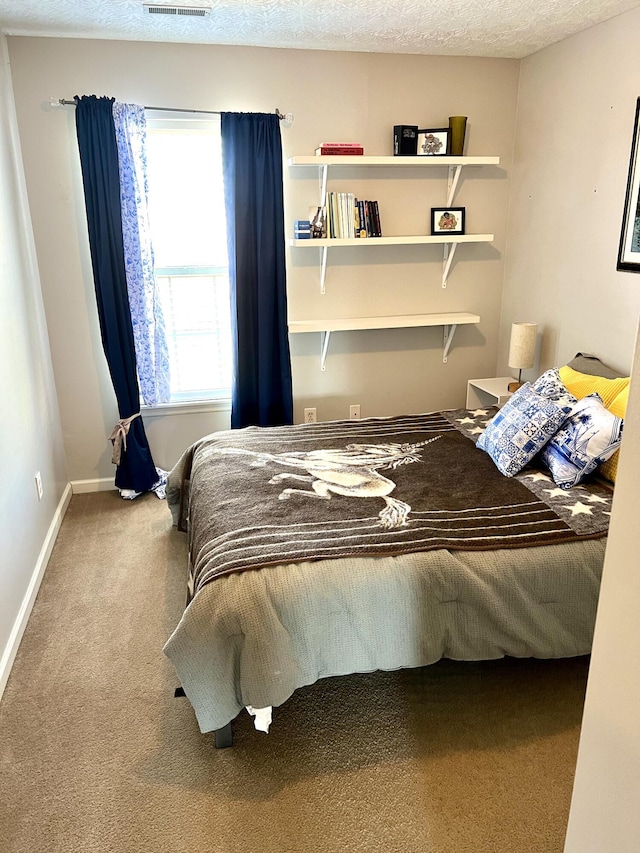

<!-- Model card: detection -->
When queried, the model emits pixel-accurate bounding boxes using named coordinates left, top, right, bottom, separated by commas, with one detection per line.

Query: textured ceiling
left=0, top=0, right=638, bottom=59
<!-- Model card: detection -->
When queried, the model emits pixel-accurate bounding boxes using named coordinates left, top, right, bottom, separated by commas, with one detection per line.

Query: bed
left=163, top=357, right=626, bottom=746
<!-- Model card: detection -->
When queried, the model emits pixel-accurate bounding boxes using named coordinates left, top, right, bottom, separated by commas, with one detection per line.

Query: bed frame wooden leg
left=214, top=722, right=233, bottom=749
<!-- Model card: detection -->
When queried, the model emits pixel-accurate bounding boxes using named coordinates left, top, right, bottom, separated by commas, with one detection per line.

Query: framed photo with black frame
left=416, top=128, right=449, bottom=156
left=617, top=97, right=640, bottom=273
left=431, top=206, right=465, bottom=236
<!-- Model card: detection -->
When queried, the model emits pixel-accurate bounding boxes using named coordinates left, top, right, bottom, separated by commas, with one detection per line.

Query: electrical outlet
left=35, top=471, right=43, bottom=501
left=349, top=404, right=361, bottom=419
left=304, top=407, right=317, bottom=424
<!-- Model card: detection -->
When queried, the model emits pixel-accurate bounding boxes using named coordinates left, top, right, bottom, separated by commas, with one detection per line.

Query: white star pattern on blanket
left=545, top=487, right=569, bottom=498
left=564, top=501, right=594, bottom=516
left=523, top=471, right=551, bottom=483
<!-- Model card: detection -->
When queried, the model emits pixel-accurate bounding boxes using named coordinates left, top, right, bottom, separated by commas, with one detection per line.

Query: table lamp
left=508, top=322, right=537, bottom=392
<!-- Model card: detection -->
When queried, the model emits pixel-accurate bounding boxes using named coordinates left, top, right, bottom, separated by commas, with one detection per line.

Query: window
left=145, top=114, right=231, bottom=403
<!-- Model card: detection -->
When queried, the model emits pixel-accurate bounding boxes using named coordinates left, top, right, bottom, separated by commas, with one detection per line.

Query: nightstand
left=466, top=377, right=516, bottom=409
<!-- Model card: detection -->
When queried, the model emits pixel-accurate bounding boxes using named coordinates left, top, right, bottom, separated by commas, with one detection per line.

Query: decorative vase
left=448, top=116, right=467, bottom=156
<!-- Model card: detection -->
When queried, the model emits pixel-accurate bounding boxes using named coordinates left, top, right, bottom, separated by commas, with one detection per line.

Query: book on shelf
left=316, top=145, right=364, bottom=156
left=361, top=199, right=381, bottom=237
left=371, top=200, right=382, bottom=237
left=355, top=200, right=366, bottom=238
left=294, top=219, right=311, bottom=239
left=326, top=191, right=356, bottom=238
left=322, top=192, right=358, bottom=238
left=362, top=200, right=371, bottom=236
left=302, top=195, right=381, bottom=239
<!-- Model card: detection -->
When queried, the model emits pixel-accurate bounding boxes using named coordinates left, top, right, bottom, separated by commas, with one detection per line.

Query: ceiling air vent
left=144, top=4, right=211, bottom=16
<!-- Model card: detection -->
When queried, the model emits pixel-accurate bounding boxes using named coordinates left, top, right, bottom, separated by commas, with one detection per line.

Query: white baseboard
left=0, top=482, right=73, bottom=701
left=70, top=477, right=117, bottom=494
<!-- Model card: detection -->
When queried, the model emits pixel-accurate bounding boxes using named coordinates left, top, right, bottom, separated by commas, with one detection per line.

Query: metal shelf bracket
left=320, top=330, right=331, bottom=371
left=442, top=243, right=458, bottom=288
left=442, top=164, right=463, bottom=288
left=318, top=165, right=329, bottom=293
left=443, top=323, right=458, bottom=363
left=320, top=246, right=328, bottom=294
left=447, top=165, right=462, bottom=207
left=318, top=164, right=328, bottom=206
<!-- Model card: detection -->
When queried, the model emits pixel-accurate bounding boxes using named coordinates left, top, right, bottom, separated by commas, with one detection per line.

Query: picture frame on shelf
left=431, top=206, right=465, bottom=236
left=617, top=97, right=640, bottom=273
left=417, top=128, right=449, bottom=156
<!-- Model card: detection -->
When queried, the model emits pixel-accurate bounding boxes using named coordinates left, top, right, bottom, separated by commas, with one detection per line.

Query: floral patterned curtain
left=112, top=102, right=170, bottom=406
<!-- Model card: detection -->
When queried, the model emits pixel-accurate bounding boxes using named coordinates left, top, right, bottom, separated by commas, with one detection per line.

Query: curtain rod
left=52, top=99, right=292, bottom=122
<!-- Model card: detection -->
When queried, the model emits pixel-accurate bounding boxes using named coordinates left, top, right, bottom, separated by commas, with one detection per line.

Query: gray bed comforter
left=163, top=409, right=610, bottom=733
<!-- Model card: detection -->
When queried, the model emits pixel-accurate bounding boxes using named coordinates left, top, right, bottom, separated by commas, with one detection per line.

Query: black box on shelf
left=393, top=125, right=418, bottom=156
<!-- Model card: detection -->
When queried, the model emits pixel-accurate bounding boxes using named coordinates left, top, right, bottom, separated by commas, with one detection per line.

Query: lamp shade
left=508, top=322, right=537, bottom=370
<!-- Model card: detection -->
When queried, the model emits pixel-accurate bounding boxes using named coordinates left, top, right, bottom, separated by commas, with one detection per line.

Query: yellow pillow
left=558, top=365, right=630, bottom=408
left=608, top=384, right=629, bottom=418
left=598, top=385, right=629, bottom=484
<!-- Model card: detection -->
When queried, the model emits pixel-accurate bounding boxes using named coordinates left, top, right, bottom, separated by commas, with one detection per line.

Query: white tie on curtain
left=112, top=101, right=171, bottom=407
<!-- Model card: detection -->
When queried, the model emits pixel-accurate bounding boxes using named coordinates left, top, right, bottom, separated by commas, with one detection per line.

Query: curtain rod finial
left=275, top=108, right=294, bottom=126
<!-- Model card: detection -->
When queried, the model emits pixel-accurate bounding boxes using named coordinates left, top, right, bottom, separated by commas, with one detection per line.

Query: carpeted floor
left=0, top=491, right=589, bottom=853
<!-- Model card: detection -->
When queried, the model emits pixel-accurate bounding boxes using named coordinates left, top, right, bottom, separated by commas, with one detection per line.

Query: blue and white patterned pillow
left=477, top=383, right=571, bottom=477
left=539, top=393, right=624, bottom=488
left=533, top=367, right=577, bottom=409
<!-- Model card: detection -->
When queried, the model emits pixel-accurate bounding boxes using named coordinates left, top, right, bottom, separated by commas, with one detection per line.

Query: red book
left=316, top=146, right=364, bottom=156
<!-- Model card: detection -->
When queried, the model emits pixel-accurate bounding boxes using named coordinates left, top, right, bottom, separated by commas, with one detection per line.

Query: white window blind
left=146, top=114, right=231, bottom=403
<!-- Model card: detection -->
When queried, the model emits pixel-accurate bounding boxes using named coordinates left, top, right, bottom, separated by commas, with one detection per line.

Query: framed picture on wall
left=417, top=128, right=449, bottom=156
left=617, top=97, right=640, bottom=273
left=431, top=206, right=465, bottom=235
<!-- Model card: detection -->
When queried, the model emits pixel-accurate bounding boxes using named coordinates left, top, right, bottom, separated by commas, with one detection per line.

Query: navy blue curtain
left=75, top=95, right=158, bottom=493
left=221, top=112, right=294, bottom=429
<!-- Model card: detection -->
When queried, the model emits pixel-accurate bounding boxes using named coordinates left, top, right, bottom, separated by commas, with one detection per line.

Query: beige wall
left=0, top=36, right=68, bottom=693
left=7, top=36, right=519, bottom=478
left=500, top=7, right=640, bottom=379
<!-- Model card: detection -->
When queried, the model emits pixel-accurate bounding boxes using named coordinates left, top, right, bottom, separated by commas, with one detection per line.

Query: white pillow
left=539, top=393, right=624, bottom=488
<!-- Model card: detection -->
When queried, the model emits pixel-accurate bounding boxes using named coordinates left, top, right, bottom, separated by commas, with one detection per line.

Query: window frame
left=143, top=111, right=232, bottom=408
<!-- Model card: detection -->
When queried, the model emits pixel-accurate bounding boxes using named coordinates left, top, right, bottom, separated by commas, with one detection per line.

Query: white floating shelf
left=289, top=312, right=480, bottom=333
left=289, top=234, right=493, bottom=248
left=288, top=155, right=500, bottom=167
left=289, top=312, right=480, bottom=370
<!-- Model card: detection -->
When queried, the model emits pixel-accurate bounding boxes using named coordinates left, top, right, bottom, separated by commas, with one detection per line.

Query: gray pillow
left=566, top=352, right=622, bottom=379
